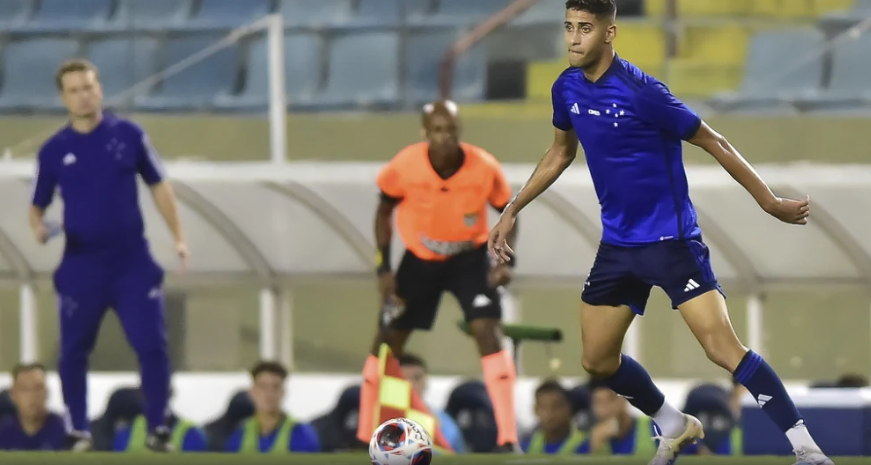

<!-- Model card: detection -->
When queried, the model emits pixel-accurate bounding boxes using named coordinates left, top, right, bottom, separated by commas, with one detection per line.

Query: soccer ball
left=369, top=418, right=434, bottom=465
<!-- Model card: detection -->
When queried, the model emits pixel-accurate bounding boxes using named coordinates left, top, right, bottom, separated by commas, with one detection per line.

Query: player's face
left=400, top=364, right=427, bottom=396
left=591, top=387, right=625, bottom=421
left=250, top=372, right=285, bottom=415
left=424, top=112, right=460, bottom=154
left=534, top=391, right=573, bottom=432
left=564, top=9, right=615, bottom=69
left=60, top=70, right=103, bottom=118
left=11, top=369, right=48, bottom=420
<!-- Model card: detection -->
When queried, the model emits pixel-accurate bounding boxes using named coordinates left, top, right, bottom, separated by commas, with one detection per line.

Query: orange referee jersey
left=377, top=142, right=511, bottom=262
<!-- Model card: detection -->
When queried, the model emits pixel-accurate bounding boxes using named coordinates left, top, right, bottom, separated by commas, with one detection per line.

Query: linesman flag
left=373, top=343, right=455, bottom=454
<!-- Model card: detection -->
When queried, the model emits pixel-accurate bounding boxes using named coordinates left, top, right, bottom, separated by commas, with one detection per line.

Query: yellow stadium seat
left=645, top=0, right=752, bottom=17
left=680, top=25, right=751, bottom=66
left=666, top=59, right=743, bottom=98
left=615, top=21, right=666, bottom=75
left=811, top=0, right=855, bottom=15
left=526, top=59, right=567, bottom=100
left=750, top=0, right=815, bottom=17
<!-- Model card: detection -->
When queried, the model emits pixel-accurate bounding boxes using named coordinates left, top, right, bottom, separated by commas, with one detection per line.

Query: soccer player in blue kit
left=29, top=59, right=188, bottom=452
left=488, top=2, right=833, bottom=465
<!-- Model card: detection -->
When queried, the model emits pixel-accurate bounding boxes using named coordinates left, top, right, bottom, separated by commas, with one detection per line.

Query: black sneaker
left=145, top=428, right=175, bottom=452
left=494, top=442, right=523, bottom=454
left=65, top=432, right=93, bottom=452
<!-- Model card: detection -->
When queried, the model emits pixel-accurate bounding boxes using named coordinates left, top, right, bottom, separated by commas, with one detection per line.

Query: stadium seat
left=320, top=32, right=399, bottom=107
left=85, top=36, right=160, bottom=103
left=310, top=385, right=363, bottom=452
left=510, top=0, right=565, bottom=25
left=682, top=384, right=737, bottom=454
left=278, top=0, right=354, bottom=28
left=25, top=0, right=112, bottom=31
left=568, top=384, right=593, bottom=430
left=135, top=34, right=239, bottom=111
left=646, top=0, right=753, bottom=16
left=444, top=381, right=497, bottom=453
left=0, top=38, right=79, bottom=111
left=614, top=21, right=667, bottom=78
left=0, top=0, right=32, bottom=30
left=203, top=390, right=253, bottom=451
left=405, top=29, right=486, bottom=104
left=89, top=387, right=143, bottom=451
left=432, top=0, right=510, bottom=24
left=0, top=389, right=14, bottom=420
left=112, top=0, right=194, bottom=30
left=355, top=0, right=402, bottom=27
left=796, top=33, right=871, bottom=113
left=187, top=0, right=273, bottom=29
left=218, top=33, right=321, bottom=110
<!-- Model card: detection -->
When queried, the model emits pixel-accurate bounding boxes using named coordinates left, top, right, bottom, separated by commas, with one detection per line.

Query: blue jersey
left=551, top=55, right=703, bottom=246
left=31, top=113, right=165, bottom=258
left=0, top=413, right=67, bottom=451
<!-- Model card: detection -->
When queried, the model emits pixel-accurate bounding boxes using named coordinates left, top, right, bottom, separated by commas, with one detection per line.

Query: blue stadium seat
left=432, top=0, right=510, bottom=24
left=135, top=35, right=238, bottom=111
left=405, top=0, right=435, bottom=22
left=320, top=32, right=399, bottom=107
left=796, top=33, right=871, bottom=113
left=278, top=0, right=354, bottom=28
left=112, top=0, right=194, bottom=30
left=405, top=30, right=486, bottom=104
left=356, top=0, right=401, bottom=27
left=0, top=38, right=79, bottom=111
left=188, top=0, right=273, bottom=29
left=85, top=37, right=160, bottom=104
left=0, top=0, right=32, bottom=30
left=511, top=0, right=564, bottom=25
left=217, top=33, right=321, bottom=110
left=25, top=0, right=112, bottom=31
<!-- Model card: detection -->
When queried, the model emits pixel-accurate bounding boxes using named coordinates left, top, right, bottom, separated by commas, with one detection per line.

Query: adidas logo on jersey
left=684, top=279, right=700, bottom=292
left=570, top=103, right=580, bottom=114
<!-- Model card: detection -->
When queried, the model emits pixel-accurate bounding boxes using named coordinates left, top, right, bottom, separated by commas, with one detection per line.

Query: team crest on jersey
left=464, top=212, right=478, bottom=227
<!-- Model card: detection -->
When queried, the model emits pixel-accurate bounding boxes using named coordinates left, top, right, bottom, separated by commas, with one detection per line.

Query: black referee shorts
left=391, top=246, right=502, bottom=331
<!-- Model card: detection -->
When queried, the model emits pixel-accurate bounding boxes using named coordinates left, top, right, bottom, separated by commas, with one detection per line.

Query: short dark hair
left=587, top=377, right=610, bottom=392
left=11, top=362, right=46, bottom=381
left=55, top=59, right=98, bottom=91
left=250, top=360, right=288, bottom=380
left=535, top=378, right=570, bottom=402
left=565, top=0, right=617, bottom=18
left=397, top=353, right=427, bottom=371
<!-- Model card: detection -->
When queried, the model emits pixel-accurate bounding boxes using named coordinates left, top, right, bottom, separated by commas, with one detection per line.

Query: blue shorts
left=580, top=236, right=724, bottom=315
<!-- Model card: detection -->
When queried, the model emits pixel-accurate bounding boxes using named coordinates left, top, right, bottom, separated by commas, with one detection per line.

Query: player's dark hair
left=250, top=360, right=288, bottom=380
left=55, top=59, right=99, bottom=91
left=11, top=362, right=46, bottom=381
left=586, top=377, right=611, bottom=392
left=397, top=352, right=427, bottom=372
left=565, top=0, right=617, bottom=19
left=535, top=378, right=570, bottom=403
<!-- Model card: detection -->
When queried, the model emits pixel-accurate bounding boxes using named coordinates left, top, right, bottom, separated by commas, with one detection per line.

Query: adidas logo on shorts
left=684, top=279, right=700, bottom=292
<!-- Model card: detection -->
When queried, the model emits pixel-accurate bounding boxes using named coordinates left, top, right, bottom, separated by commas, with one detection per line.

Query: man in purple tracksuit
left=29, top=59, right=188, bottom=452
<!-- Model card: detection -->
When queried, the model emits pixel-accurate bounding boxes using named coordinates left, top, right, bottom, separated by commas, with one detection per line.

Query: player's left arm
left=635, top=81, right=809, bottom=225
left=137, top=132, right=190, bottom=261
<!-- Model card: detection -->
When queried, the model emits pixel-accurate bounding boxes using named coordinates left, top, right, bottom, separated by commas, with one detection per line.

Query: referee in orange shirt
left=357, top=100, right=521, bottom=452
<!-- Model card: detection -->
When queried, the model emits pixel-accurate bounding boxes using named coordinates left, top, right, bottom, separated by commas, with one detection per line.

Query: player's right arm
left=374, top=157, right=405, bottom=299
left=489, top=79, right=578, bottom=261
left=29, top=145, right=58, bottom=244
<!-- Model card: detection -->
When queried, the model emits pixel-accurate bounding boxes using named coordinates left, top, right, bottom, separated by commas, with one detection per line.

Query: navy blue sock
left=733, top=350, right=802, bottom=432
left=601, top=354, right=666, bottom=416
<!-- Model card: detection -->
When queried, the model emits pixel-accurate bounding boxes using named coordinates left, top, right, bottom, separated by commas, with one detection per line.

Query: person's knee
left=469, top=318, right=503, bottom=357
left=698, top=333, right=747, bottom=371
left=581, top=351, right=621, bottom=377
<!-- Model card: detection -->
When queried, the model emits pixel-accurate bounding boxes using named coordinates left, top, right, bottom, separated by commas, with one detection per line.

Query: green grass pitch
left=0, top=453, right=864, bottom=465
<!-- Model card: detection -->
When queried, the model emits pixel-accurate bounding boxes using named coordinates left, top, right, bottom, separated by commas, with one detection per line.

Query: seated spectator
left=225, top=361, right=320, bottom=453
left=522, top=379, right=586, bottom=454
left=0, top=363, right=66, bottom=451
left=398, top=353, right=466, bottom=453
left=682, top=381, right=740, bottom=456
